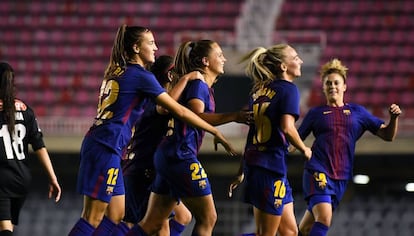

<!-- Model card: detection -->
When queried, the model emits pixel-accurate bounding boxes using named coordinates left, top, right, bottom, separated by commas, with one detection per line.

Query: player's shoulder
left=346, top=103, right=367, bottom=111
left=188, top=78, right=207, bottom=87
left=14, top=99, right=28, bottom=111
left=308, top=105, right=326, bottom=113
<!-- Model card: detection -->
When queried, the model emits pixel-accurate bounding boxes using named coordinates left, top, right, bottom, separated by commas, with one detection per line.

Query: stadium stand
left=276, top=0, right=414, bottom=122
left=0, top=0, right=243, bottom=119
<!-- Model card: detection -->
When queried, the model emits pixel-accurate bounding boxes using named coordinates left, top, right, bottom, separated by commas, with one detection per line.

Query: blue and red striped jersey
left=298, top=103, right=383, bottom=180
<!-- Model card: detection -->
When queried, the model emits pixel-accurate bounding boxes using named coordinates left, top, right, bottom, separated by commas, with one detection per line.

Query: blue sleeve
left=357, top=105, right=384, bottom=134
left=124, top=66, right=165, bottom=98
left=137, top=72, right=165, bottom=98
left=298, top=108, right=315, bottom=140
left=280, top=83, right=300, bottom=120
left=183, top=80, right=209, bottom=104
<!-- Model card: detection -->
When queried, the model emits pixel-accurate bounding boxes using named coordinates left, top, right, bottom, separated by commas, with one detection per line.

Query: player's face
left=137, top=32, right=158, bottom=66
left=283, top=46, right=303, bottom=79
left=323, top=73, right=347, bottom=104
left=205, top=42, right=226, bottom=76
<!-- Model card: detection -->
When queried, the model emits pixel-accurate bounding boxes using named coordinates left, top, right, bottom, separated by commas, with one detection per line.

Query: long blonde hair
left=240, top=44, right=289, bottom=93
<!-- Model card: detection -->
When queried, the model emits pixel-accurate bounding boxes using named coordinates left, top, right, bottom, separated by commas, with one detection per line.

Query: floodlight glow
left=405, top=183, right=414, bottom=192
left=353, top=174, right=370, bottom=184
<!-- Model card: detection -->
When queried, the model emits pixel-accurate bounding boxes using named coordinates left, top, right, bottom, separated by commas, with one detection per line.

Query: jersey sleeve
left=298, top=108, right=316, bottom=140
left=183, top=80, right=209, bottom=104
left=357, top=105, right=384, bottom=134
left=24, top=106, right=46, bottom=151
left=279, top=83, right=300, bottom=120
left=136, top=72, right=166, bottom=98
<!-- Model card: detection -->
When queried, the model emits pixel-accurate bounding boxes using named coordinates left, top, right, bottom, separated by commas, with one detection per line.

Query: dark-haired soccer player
left=68, top=25, right=235, bottom=236
left=0, top=62, right=61, bottom=236
left=128, top=40, right=250, bottom=236
left=113, top=55, right=200, bottom=236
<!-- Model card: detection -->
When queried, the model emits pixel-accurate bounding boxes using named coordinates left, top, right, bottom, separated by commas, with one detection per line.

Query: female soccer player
left=229, top=44, right=312, bottom=236
left=68, top=25, right=236, bottom=236
left=127, top=40, right=251, bottom=236
left=114, top=55, right=198, bottom=236
left=0, top=62, right=61, bottom=236
left=297, top=58, right=401, bottom=236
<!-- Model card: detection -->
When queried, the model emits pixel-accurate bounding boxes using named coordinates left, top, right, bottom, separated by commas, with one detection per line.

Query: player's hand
left=288, top=145, right=296, bottom=153
left=213, top=132, right=237, bottom=157
left=236, top=110, right=254, bottom=125
left=187, top=71, right=205, bottom=82
left=49, top=179, right=62, bottom=203
left=389, top=104, right=402, bottom=118
left=228, top=173, right=244, bottom=198
left=302, top=147, right=312, bottom=161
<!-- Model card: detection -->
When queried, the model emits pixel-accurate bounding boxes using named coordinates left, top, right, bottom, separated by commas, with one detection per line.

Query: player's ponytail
left=172, top=40, right=215, bottom=87
left=173, top=41, right=193, bottom=80
left=104, top=25, right=150, bottom=80
left=240, top=44, right=289, bottom=93
left=104, top=25, right=127, bottom=80
left=0, top=62, right=16, bottom=135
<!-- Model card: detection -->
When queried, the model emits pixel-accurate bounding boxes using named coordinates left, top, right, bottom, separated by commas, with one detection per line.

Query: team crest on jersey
left=274, top=199, right=283, bottom=208
left=198, top=180, right=207, bottom=189
left=343, top=109, right=351, bottom=115
left=106, top=186, right=114, bottom=195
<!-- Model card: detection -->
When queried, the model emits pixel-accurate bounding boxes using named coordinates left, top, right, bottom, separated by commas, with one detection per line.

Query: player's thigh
left=278, top=202, right=298, bottom=236
left=142, top=192, right=177, bottom=225
left=298, top=210, right=314, bottom=235
left=106, top=194, right=125, bottom=223
left=182, top=194, right=216, bottom=223
left=82, top=195, right=108, bottom=223
left=253, top=206, right=281, bottom=236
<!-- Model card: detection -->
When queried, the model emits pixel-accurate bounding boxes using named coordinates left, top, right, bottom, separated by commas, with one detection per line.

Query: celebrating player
left=113, top=55, right=199, bottom=235
left=229, top=44, right=312, bottom=236
left=68, top=25, right=235, bottom=236
left=297, top=58, right=401, bottom=236
left=127, top=40, right=250, bottom=236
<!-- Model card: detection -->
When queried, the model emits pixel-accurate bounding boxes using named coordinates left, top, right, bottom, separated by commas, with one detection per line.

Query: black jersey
left=0, top=99, right=45, bottom=197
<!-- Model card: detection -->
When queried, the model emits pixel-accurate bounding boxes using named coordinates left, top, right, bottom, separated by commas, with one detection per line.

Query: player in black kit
left=0, top=62, right=61, bottom=236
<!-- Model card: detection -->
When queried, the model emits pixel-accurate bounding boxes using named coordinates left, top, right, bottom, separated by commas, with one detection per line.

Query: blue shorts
left=76, top=137, right=125, bottom=203
left=302, top=169, right=348, bottom=211
left=243, top=165, right=293, bottom=216
left=152, top=148, right=211, bottom=199
left=123, top=167, right=154, bottom=223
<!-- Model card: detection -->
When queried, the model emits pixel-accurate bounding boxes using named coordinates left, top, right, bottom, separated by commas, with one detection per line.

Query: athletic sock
left=309, top=222, right=329, bottom=236
left=110, top=221, right=130, bottom=236
left=68, top=218, right=95, bottom=236
left=125, top=224, right=148, bottom=236
left=0, top=230, right=13, bottom=236
left=169, top=219, right=185, bottom=236
left=92, top=216, right=117, bottom=236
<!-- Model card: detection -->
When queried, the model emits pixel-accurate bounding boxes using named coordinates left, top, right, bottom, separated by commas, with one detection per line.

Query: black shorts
left=0, top=197, right=26, bottom=225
